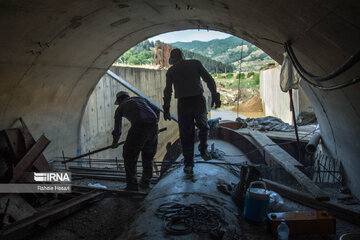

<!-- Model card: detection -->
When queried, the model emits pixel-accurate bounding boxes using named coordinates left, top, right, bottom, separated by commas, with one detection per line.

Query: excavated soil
left=228, top=96, right=265, bottom=118
left=230, top=96, right=263, bottom=112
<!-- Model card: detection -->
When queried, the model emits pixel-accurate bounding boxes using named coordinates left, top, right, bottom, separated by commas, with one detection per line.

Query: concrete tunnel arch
left=0, top=1, right=359, bottom=197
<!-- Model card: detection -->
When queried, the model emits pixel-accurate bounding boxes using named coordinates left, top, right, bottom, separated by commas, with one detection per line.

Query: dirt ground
left=237, top=111, right=265, bottom=118
left=28, top=179, right=143, bottom=240
left=29, top=194, right=141, bottom=240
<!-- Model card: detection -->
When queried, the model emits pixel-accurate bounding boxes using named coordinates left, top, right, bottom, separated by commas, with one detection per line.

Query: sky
left=148, top=30, right=232, bottom=43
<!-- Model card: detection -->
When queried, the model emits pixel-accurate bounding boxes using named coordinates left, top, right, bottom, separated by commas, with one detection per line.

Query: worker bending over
left=163, top=48, right=221, bottom=176
left=112, top=91, right=159, bottom=191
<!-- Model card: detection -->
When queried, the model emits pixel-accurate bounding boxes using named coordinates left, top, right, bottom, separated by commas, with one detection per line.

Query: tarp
left=280, top=52, right=301, bottom=92
left=236, top=116, right=294, bottom=132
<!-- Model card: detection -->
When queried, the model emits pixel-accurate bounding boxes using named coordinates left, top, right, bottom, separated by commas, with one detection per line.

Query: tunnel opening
left=72, top=30, right=319, bottom=176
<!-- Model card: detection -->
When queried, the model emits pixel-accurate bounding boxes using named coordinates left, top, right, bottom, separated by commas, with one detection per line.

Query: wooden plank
left=249, top=130, right=303, bottom=167
left=4, top=129, right=26, bottom=164
left=71, top=172, right=159, bottom=184
left=19, top=118, right=52, bottom=172
left=70, top=168, right=160, bottom=179
left=0, top=194, right=37, bottom=221
left=69, top=166, right=124, bottom=173
left=236, top=128, right=311, bottom=143
left=0, top=191, right=105, bottom=239
left=71, top=185, right=147, bottom=197
left=249, top=130, right=329, bottom=201
left=263, top=179, right=360, bottom=225
left=10, top=135, right=50, bottom=183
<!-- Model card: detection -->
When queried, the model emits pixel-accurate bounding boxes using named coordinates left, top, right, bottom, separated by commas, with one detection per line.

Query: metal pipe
left=106, top=70, right=178, bottom=122
left=117, top=140, right=249, bottom=239
left=305, top=131, right=321, bottom=154
left=62, top=127, right=167, bottom=163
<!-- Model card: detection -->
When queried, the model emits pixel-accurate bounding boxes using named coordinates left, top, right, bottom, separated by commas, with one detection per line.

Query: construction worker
left=163, top=48, right=221, bottom=175
left=112, top=91, right=160, bottom=191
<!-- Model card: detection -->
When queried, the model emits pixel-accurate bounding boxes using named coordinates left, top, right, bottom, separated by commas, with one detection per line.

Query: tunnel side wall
left=259, top=66, right=313, bottom=124
left=73, top=65, right=179, bottom=168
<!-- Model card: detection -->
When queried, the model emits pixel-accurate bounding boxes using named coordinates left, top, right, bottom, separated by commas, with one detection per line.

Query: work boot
left=139, top=179, right=150, bottom=189
left=125, top=184, right=138, bottom=191
left=200, top=149, right=212, bottom=161
left=183, top=166, right=194, bottom=176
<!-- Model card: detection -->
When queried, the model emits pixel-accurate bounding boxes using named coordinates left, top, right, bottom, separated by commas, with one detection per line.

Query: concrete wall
left=77, top=66, right=178, bottom=167
left=259, top=66, right=313, bottom=124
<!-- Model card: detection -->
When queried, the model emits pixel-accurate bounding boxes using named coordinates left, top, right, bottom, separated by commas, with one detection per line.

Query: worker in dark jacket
left=163, top=48, right=221, bottom=175
left=112, top=91, right=159, bottom=191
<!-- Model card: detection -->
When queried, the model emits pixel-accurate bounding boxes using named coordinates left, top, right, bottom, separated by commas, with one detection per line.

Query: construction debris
left=0, top=119, right=108, bottom=240
left=264, top=179, right=360, bottom=225
left=236, top=116, right=294, bottom=131
left=249, top=130, right=329, bottom=201
left=0, top=190, right=105, bottom=240
left=10, top=135, right=50, bottom=183
left=0, top=194, right=37, bottom=222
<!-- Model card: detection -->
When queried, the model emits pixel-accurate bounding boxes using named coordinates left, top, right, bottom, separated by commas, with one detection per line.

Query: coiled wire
left=155, top=202, right=224, bottom=235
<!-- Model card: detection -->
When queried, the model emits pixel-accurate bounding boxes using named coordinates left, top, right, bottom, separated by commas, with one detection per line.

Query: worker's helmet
left=169, top=48, right=184, bottom=65
left=114, top=91, right=130, bottom=105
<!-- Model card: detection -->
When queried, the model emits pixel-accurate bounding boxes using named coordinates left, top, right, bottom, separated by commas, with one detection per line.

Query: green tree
left=236, top=73, right=245, bottom=79
left=128, top=55, right=140, bottom=65
left=138, top=50, right=154, bottom=64
left=226, top=73, right=234, bottom=79
left=247, top=72, right=255, bottom=78
left=253, top=73, right=260, bottom=85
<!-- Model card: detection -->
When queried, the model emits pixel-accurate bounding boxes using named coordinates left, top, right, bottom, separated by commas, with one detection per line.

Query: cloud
left=149, top=30, right=231, bottom=43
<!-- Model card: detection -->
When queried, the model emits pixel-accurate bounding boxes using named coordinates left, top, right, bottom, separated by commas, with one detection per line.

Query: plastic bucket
left=243, top=181, right=270, bottom=222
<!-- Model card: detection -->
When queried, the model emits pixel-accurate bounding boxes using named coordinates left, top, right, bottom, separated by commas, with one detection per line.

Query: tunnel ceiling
left=0, top=1, right=360, bottom=194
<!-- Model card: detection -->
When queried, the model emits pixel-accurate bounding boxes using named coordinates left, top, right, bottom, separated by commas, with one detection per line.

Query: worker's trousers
left=177, top=95, right=209, bottom=167
left=123, top=123, right=158, bottom=187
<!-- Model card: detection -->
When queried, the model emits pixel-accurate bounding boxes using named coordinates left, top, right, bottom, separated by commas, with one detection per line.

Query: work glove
left=163, top=105, right=171, bottom=121
left=211, top=92, right=221, bottom=109
left=111, top=139, right=119, bottom=149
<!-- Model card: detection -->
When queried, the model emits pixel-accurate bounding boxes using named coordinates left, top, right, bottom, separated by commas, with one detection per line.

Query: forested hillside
left=115, top=40, right=233, bottom=73
left=182, top=49, right=233, bottom=73
left=115, top=36, right=275, bottom=72
left=171, top=36, right=275, bottom=71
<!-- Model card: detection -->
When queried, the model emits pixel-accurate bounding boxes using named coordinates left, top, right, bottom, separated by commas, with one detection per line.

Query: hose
left=285, top=41, right=360, bottom=82
left=155, top=202, right=224, bottom=235
left=284, top=42, right=360, bottom=91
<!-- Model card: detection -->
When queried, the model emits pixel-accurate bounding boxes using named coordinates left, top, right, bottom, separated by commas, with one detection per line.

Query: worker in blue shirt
left=112, top=91, right=160, bottom=190
left=163, top=48, right=221, bottom=176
